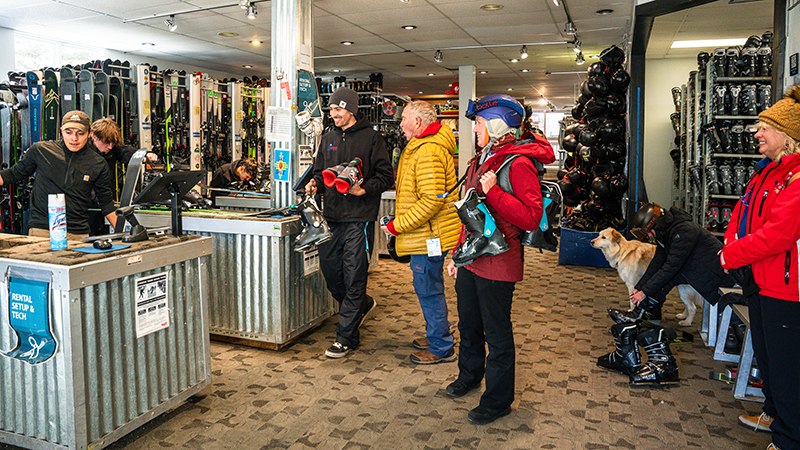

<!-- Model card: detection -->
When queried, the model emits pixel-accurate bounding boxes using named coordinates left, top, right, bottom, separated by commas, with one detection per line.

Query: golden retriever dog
left=590, top=227, right=704, bottom=326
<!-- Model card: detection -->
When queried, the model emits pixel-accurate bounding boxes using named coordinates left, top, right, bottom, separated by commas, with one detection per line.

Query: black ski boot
left=597, top=323, right=641, bottom=375
left=608, top=296, right=661, bottom=324
left=629, top=326, right=680, bottom=386
left=293, top=196, right=333, bottom=252
left=758, top=31, right=773, bottom=77
left=451, top=188, right=509, bottom=267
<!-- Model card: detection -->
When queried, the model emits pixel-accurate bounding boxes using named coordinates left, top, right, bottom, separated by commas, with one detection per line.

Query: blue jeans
left=410, top=253, right=454, bottom=357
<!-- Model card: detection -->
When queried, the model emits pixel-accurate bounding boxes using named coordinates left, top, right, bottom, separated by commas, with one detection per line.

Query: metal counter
left=0, top=234, right=212, bottom=450
left=134, top=209, right=334, bottom=349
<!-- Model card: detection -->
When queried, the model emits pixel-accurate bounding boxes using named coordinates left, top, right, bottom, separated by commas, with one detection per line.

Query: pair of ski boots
left=322, top=158, right=363, bottom=194
left=597, top=321, right=680, bottom=386
left=451, top=188, right=509, bottom=267
left=293, top=195, right=333, bottom=252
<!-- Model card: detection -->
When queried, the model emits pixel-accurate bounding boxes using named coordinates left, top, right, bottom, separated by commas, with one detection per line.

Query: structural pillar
left=270, top=0, right=313, bottom=208
left=458, top=65, right=476, bottom=177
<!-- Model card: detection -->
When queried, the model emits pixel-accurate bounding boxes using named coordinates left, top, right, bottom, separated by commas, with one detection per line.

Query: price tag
left=426, top=237, right=442, bottom=257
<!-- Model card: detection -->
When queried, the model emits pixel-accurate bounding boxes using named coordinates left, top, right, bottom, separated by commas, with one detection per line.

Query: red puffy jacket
left=720, top=153, right=800, bottom=302
left=459, top=134, right=555, bottom=282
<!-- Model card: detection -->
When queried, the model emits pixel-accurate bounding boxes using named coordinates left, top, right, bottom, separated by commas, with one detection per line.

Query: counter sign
left=1, top=267, right=58, bottom=365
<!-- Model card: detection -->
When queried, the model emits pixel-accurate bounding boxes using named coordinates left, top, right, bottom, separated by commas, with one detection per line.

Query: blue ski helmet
left=465, top=94, right=524, bottom=128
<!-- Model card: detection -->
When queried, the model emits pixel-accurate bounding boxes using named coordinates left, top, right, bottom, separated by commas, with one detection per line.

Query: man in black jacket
left=305, top=87, right=394, bottom=358
left=0, top=111, right=117, bottom=239
left=609, top=203, right=734, bottom=323
left=210, top=158, right=258, bottom=189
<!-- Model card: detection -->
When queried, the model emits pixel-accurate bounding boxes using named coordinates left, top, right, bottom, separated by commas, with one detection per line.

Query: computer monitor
left=132, top=170, right=207, bottom=236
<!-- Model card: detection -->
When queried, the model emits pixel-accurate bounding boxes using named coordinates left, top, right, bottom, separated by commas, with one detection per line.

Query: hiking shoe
left=410, top=348, right=455, bottom=365
left=739, top=412, right=773, bottom=432
left=445, top=380, right=480, bottom=398
left=355, top=296, right=377, bottom=330
left=325, top=342, right=350, bottom=358
left=467, top=405, right=511, bottom=425
left=412, top=337, right=429, bottom=350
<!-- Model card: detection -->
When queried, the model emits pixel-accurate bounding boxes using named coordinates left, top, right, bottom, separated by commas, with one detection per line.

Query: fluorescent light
left=671, top=38, right=747, bottom=49
left=341, top=41, right=354, bottom=45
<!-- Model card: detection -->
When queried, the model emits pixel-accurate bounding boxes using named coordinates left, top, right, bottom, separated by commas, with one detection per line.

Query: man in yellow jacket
left=382, top=101, right=462, bottom=364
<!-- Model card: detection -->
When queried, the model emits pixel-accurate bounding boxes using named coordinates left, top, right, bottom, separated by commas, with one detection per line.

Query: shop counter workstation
left=0, top=233, right=213, bottom=450
left=133, top=208, right=334, bottom=349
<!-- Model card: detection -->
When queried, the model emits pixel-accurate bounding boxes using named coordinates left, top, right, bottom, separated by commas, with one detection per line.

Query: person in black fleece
left=305, top=87, right=394, bottom=359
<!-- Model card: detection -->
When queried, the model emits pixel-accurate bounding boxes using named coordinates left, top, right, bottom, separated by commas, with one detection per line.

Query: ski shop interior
left=0, top=0, right=799, bottom=449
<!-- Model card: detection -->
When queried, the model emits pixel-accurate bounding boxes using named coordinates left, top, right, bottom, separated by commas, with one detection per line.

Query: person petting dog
left=444, top=95, right=554, bottom=424
left=601, top=203, right=734, bottom=385
left=719, top=86, right=800, bottom=450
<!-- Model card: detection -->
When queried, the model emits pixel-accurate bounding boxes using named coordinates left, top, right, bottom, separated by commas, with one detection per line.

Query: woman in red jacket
left=444, top=95, right=555, bottom=425
left=720, top=85, right=800, bottom=450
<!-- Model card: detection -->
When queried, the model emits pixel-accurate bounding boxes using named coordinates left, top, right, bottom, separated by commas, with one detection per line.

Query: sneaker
left=467, top=405, right=511, bottom=425
left=739, top=412, right=773, bottom=433
left=355, top=296, right=377, bottom=330
left=410, top=348, right=456, bottom=365
left=412, top=337, right=429, bottom=350
left=325, top=342, right=350, bottom=358
left=445, top=380, right=480, bottom=398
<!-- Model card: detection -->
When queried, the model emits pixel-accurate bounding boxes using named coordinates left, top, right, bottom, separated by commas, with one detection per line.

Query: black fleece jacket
left=636, top=207, right=734, bottom=304
left=0, top=140, right=115, bottom=234
left=312, top=116, right=394, bottom=222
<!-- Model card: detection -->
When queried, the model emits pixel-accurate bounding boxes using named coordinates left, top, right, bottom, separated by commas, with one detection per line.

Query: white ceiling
left=0, top=0, right=775, bottom=109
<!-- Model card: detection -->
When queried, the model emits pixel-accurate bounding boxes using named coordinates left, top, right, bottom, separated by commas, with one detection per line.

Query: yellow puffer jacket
left=394, top=123, right=461, bottom=256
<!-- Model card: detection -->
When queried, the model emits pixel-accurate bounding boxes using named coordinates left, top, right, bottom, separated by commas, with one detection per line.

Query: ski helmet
left=465, top=94, right=524, bottom=139
left=587, top=75, right=611, bottom=97
left=578, top=128, right=597, bottom=147
left=562, top=134, right=579, bottom=153
left=590, top=177, right=610, bottom=197
left=587, top=62, right=607, bottom=77
left=630, top=202, right=672, bottom=241
left=599, top=45, right=626, bottom=65
left=609, top=68, right=631, bottom=93
left=583, top=97, right=607, bottom=117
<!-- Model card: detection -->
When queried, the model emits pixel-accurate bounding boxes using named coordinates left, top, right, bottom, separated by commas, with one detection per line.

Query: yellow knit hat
left=759, top=85, right=800, bottom=142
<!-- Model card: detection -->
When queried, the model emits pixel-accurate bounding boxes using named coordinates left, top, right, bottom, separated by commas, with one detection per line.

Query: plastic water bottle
left=48, top=194, right=67, bottom=250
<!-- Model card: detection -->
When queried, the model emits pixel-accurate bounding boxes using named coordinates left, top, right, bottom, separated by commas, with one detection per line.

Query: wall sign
left=274, top=149, right=291, bottom=182
left=790, top=53, right=798, bottom=76
left=297, top=70, right=322, bottom=118
left=1, top=267, right=57, bottom=365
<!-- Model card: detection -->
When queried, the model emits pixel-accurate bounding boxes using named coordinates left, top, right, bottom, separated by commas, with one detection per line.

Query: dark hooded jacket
left=636, top=207, right=733, bottom=304
left=312, top=115, right=394, bottom=222
left=459, top=133, right=556, bottom=282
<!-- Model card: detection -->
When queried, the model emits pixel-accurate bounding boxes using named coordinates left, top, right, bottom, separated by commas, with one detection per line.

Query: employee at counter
left=0, top=110, right=118, bottom=240
left=210, top=158, right=259, bottom=189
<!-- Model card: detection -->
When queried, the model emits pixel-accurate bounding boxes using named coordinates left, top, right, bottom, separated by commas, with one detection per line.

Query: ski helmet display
left=609, top=68, right=631, bottom=93
left=562, top=134, right=579, bottom=153
left=591, top=163, right=612, bottom=178
left=597, top=119, right=624, bottom=142
left=587, top=62, right=607, bottom=77
left=605, top=142, right=627, bottom=160
left=578, top=129, right=597, bottom=147
left=600, top=45, right=625, bottom=65
left=580, top=80, right=592, bottom=97
left=591, top=177, right=610, bottom=197
left=571, top=103, right=584, bottom=120
left=587, top=75, right=611, bottom=97
left=605, top=93, right=626, bottom=114
left=584, top=97, right=607, bottom=117
left=609, top=174, right=628, bottom=196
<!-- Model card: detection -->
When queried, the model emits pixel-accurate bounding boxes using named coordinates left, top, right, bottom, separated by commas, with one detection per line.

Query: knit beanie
left=328, top=87, right=359, bottom=116
left=759, top=85, right=800, bottom=142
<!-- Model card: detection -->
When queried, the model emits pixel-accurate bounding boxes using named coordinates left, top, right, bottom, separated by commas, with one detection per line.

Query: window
left=14, top=33, right=100, bottom=71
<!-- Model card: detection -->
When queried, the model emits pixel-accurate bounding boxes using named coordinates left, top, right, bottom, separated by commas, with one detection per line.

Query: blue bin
left=557, top=227, right=612, bottom=268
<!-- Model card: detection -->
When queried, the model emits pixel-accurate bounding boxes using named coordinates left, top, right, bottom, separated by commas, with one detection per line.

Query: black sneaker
left=467, top=405, right=511, bottom=425
left=355, top=296, right=377, bottom=330
left=325, top=342, right=350, bottom=358
left=445, top=380, right=480, bottom=398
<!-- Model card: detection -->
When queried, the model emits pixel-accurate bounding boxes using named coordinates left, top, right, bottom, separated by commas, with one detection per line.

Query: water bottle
left=48, top=194, right=67, bottom=250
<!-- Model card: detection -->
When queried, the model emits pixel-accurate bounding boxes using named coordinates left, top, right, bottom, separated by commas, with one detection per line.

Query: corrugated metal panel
left=199, top=231, right=332, bottom=343
left=79, top=258, right=209, bottom=444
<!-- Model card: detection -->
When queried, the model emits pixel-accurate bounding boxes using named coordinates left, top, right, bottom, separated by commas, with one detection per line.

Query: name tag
left=426, top=238, right=442, bottom=257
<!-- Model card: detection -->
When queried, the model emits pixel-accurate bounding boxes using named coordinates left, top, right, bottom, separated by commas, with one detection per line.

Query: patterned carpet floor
left=5, top=249, right=771, bottom=450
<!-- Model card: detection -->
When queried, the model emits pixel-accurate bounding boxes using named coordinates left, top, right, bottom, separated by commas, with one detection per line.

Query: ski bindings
left=334, top=157, right=363, bottom=194
left=451, top=188, right=509, bottom=267
left=597, top=323, right=641, bottom=375
left=293, top=195, right=333, bottom=252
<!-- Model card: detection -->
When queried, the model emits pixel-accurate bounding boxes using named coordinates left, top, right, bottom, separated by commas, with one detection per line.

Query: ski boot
left=334, top=157, right=363, bottom=194
left=718, top=162, right=733, bottom=195
left=725, top=46, right=740, bottom=77
left=739, top=46, right=758, bottom=78
left=718, top=121, right=731, bottom=153
left=712, top=48, right=726, bottom=78
left=705, top=164, right=720, bottom=195
left=721, top=204, right=733, bottom=231
left=730, top=123, right=744, bottom=154
left=293, top=196, right=333, bottom=252
left=629, top=326, right=680, bottom=386
left=597, top=323, right=641, bottom=375
left=729, top=84, right=741, bottom=116
left=707, top=204, right=721, bottom=232
left=703, top=123, right=722, bottom=154
left=733, top=161, right=747, bottom=196
left=712, top=85, right=727, bottom=116
left=451, top=188, right=509, bottom=267
left=689, top=165, right=702, bottom=191
left=670, top=112, right=681, bottom=136
left=697, top=51, right=710, bottom=73
left=608, top=296, right=661, bottom=324
left=758, top=31, right=773, bottom=77
left=671, top=86, right=682, bottom=111
left=322, top=163, right=348, bottom=188
left=757, top=84, right=771, bottom=114
left=740, top=85, right=758, bottom=116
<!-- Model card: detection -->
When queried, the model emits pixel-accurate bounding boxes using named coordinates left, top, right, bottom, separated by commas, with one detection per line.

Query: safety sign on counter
left=1, top=267, right=58, bottom=365
left=135, top=272, right=170, bottom=339
left=303, top=248, right=320, bottom=276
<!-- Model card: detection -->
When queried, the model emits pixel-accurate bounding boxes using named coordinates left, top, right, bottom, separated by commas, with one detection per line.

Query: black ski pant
left=455, top=267, right=516, bottom=411
left=748, top=293, right=800, bottom=450
left=318, top=221, right=372, bottom=349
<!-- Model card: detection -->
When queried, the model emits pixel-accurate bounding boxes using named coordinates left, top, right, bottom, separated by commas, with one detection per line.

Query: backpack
left=495, top=154, right=561, bottom=252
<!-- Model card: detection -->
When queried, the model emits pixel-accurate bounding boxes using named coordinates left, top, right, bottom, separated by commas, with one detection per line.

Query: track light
left=573, top=40, right=582, bottom=53
left=552, top=0, right=560, bottom=5
left=239, top=0, right=251, bottom=9
left=564, top=21, right=576, bottom=36
left=520, top=45, right=528, bottom=59
left=434, top=50, right=443, bottom=63
left=164, top=15, right=177, bottom=32
left=575, top=52, right=585, bottom=65
left=245, top=3, right=257, bottom=19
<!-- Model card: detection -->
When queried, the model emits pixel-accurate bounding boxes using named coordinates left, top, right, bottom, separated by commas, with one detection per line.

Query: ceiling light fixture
left=245, top=3, right=257, bottom=19
left=427, top=73, right=435, bottom=76
left=401, top=25, right=416, bottom=30
left=596, top=9, right=613, bottom=15
left=521, top=69, right=530, bottom=73
left=141, top=42, right=155, bottom=46
left=507, top=88, right=513, bottom=91
left=480, top=3, right=504, bottom=11
left=341, top=41, right=353, bottom=45
left=418, top=91, right=424, bottom=94
left=250, top=40, right=262, bottom=45
left=552, top=0, right=560, bottom=5
left=520, top=45, right=529, bottom=59
left=406, top=64, right=416, bottom=67
left=164, top=15, right=177, bottom=32
left=218, top=31, right=238, bottom=37
left=434, top=50, right=443, bottom=62
left=479, top=70, right=488, bottom=74
left=575, top=52, right=585, bottom=65
left=564, top=21, right=576, bottom=36
left=573, top=40, right=582, bottom=53
left=238, top=0, right=250, bottom=8
left=509, top=58, right=519, bottom=63
left=242, top=64, right=252, bottom=68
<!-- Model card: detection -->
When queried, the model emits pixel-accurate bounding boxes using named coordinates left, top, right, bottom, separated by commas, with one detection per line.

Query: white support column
left=270, top=0, right=313, bottom=208
left=458, top=65, right=476, bottom=178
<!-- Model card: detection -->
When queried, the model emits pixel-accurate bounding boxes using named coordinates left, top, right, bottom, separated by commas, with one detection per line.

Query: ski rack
left=189, top=73, right=202, bottom=171
left=135, top=64, right=152, bottom=151
left=230, top=81, right=244, bottom=161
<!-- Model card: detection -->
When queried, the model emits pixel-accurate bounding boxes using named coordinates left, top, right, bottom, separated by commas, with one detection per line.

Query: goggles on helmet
left=629, top=204, right=662, bottom=242
left=464, top=97, right=525, bottom=122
